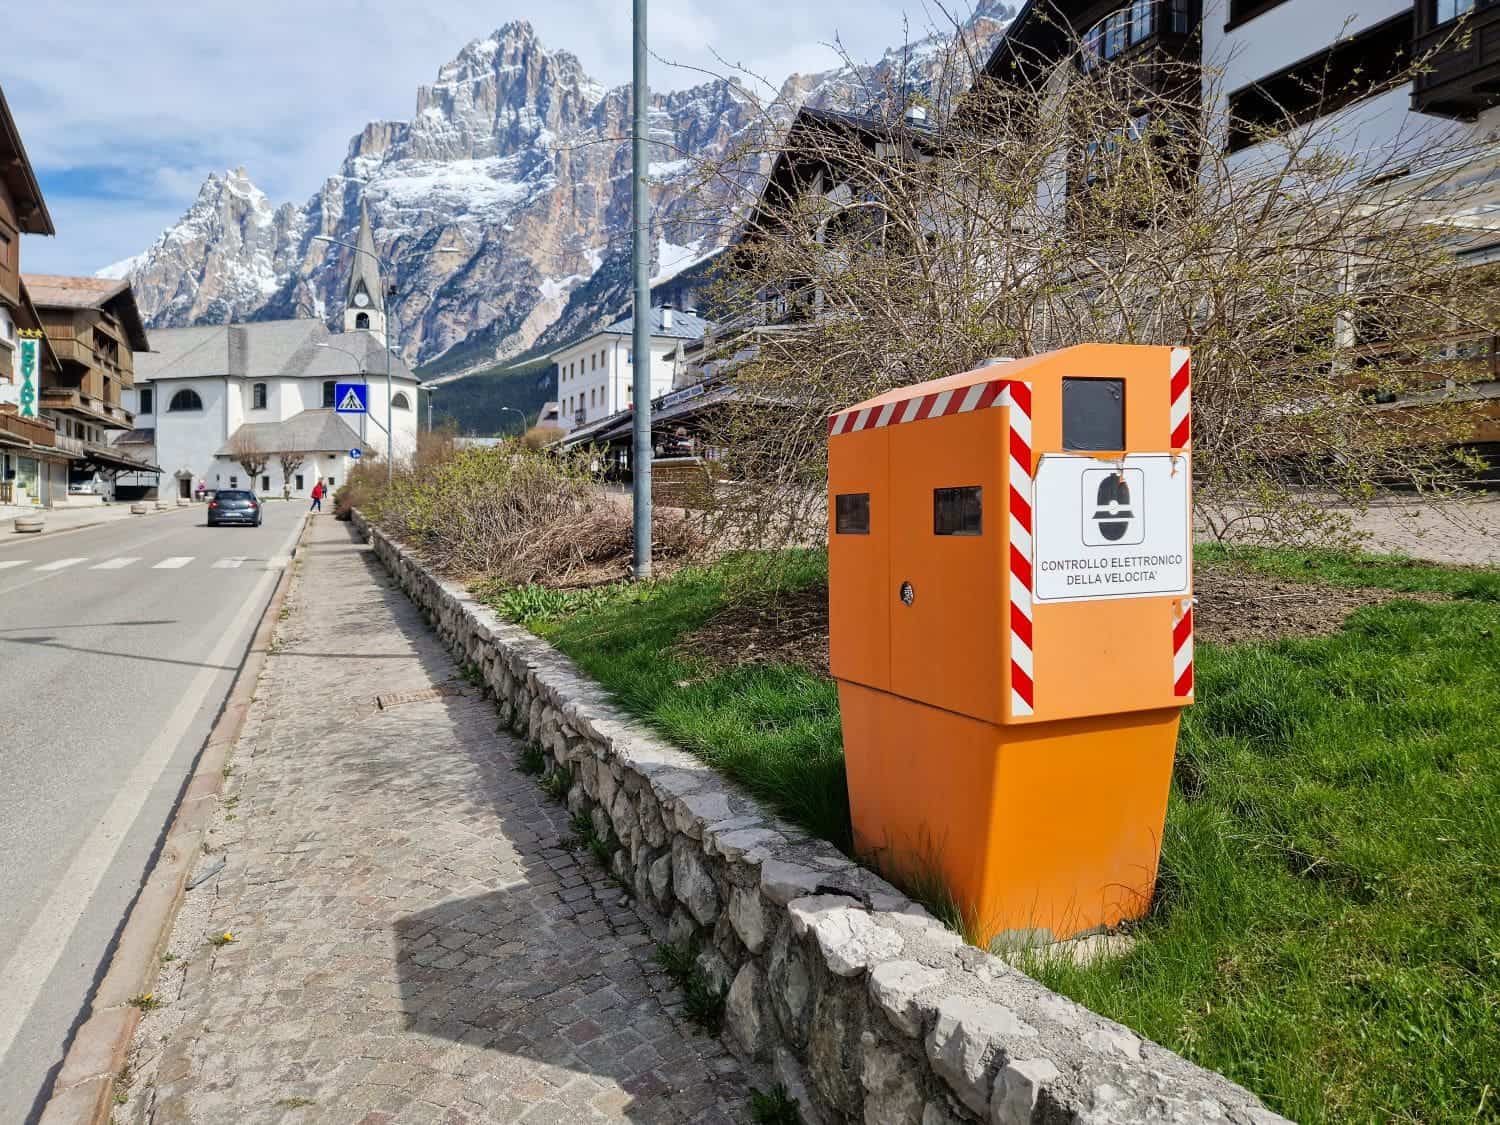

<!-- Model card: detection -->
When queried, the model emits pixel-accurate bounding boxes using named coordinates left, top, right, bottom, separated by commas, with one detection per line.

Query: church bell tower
left=343, top=199, right=386, bottom=344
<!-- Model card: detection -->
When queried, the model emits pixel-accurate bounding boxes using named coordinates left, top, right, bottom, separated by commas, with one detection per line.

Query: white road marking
left=91, top=557, right=140, bottom=570
left=0, top=560, right=27, bottom=571
left=0, top=511, right=305, bottom=1067
left=153, top=557, right=194, bottom=569
left=35, top=558, right=86, bottom=572
left=212, top=557, right=246, bottom=569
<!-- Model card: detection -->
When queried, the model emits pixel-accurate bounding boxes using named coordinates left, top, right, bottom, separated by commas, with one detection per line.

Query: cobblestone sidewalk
left=120, top=516, right=753, bottom=1125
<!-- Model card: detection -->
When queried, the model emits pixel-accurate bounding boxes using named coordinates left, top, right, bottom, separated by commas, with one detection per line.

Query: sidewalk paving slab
left=118, top=515, right=754, bottom=1124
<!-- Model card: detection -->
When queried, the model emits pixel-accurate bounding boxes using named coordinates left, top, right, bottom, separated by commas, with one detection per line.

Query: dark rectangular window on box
left=1063, top=377, right=1125, bottom=451
left=835, top=492, right=870, bottom=534
left=934, top=486, right=982, bottom=536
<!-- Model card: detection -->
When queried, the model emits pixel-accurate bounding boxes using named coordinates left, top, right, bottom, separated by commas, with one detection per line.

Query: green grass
left=484, top=545, right=1500, bottom=1123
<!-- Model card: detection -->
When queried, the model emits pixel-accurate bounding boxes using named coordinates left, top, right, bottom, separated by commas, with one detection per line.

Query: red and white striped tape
left=1003, top=382, right=1034, bottom=718
left=826, top=378, right=1017, bottom=435
left=1172, top=605, right=1193, bottom=698
left=1170, top=346, right=1191, bottom=449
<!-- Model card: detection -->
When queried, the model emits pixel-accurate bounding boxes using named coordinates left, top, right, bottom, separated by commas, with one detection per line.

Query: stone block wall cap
left=927, top=995, right=1040, bottom=1116
left=788, top=894, right=905, bottom=978
left=759, top=860, right=828, bottom=905
left=869, top=959, right=949, bottom=1038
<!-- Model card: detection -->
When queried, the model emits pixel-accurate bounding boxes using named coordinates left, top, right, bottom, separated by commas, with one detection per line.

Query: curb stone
left=352, top=510, right=1294, bottom=1125
left=36, top=518, right=309, bottom=1125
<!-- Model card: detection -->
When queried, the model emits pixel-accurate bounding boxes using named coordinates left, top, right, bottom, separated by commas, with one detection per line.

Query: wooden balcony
left=0, top=405, right=57, bottom=447
left=39, top=387, right=133, bottom=430
left=1412, top=0, right=1500, bottom=119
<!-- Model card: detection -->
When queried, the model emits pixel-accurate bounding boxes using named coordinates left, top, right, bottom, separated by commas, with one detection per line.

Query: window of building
left=1436, top=0, right=1475, bottom=23
left=168, top=389, right=203, bottom=412
left=323, top=381, right=336, bottom=408
left=392, top=392, right=411, bottom=409
left=355, top=312, right=370, bottom=330
left=139, top=388, right=154, bottom=414
left=1130, top=0, right=1154, bottom=43
left=1225, top=12, right=1412, bottom=152
left=261, top=475, right=270, bottom=491
left=327, top=476, right=336, bottom=488
left=230, top=475, right=238, bottom=488
left=252, top=382, right=267, bottom=409
left=1226, top=0, right=1292, bottom=28
left=934, top=487, right=983, bottom=536
left=295, top=474, right=304, bottom=490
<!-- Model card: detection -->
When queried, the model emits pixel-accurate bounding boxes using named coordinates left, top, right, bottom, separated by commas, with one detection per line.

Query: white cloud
left=7, top=1, right=985, bottom=275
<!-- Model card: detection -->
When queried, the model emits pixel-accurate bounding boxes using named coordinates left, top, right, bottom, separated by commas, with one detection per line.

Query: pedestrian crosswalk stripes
left=0, top=555, right=294, bottom=575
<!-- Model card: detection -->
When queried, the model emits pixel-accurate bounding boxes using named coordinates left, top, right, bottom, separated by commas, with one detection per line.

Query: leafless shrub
left=692, top=19, right=1496, bottom=549
left=355, top=440, right=704, bottom=583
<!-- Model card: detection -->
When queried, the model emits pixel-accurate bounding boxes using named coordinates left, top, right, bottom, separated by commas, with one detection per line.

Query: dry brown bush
left=349, top=439, right=704, bottom=584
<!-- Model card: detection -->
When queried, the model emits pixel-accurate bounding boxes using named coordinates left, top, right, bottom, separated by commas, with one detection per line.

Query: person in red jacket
left=309, top=480, right=325, bottom=513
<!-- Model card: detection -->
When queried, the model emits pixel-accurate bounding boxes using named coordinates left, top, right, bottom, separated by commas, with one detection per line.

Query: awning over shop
left=76, top=443, right=161, bottom=475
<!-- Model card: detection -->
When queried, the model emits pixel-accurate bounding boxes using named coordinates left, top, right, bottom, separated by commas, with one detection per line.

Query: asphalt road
left=0, top=501, right=306, bottom=1123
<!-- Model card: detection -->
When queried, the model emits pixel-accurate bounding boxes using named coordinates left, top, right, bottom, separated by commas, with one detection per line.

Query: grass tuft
left=749, top=1085, right=802, bottom=1125
left=538, top=765, right=572, bottom=804
left=516, top=744, right=546, bottom=776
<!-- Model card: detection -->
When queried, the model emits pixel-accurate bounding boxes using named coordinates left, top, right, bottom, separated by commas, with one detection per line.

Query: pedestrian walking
left=310, top=480, right=325, bottom=513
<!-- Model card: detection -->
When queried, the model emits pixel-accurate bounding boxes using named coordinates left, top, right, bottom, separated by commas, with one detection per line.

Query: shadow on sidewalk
left=322, top=522, right=746, bottom=1123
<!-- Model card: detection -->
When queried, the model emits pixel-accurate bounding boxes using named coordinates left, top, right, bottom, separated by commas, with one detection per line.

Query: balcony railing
left=1412, top=0, right=1500, bottom=119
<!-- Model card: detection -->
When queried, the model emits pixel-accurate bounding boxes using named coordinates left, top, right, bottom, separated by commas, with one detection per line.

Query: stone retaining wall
left=353, top=512, right=1288, bottom=1125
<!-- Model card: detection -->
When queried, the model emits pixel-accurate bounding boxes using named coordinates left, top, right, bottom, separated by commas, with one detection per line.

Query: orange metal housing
left=828, top=344, right=1194, bottom=945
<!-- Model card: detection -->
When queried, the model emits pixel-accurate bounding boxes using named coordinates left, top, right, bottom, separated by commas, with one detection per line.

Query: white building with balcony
left=550, top=305, right=709, bottom=433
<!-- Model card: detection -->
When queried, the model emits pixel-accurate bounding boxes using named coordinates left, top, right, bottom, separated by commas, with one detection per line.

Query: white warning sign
left=1032, top=453, right=1190, bottom=602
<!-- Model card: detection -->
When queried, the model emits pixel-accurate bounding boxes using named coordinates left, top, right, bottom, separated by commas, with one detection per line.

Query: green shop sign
left=18, top=335, right=40, bottom=418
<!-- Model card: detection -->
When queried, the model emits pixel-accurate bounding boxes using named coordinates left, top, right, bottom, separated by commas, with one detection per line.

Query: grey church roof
left=135, top=319, right=416, bottom=384
left=216, top=409, right=364, bottom=456
left=599, top=306, right=710, bottom=341
left=346, top=200, right=385, bottom=314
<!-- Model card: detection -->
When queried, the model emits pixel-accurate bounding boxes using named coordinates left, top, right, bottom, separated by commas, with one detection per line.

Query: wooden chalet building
left=24, top=274, right=158, bottom=496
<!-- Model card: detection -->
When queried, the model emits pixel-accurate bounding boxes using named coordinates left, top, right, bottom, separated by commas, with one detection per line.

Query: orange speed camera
left=828, top=344, right=1194, bottom=946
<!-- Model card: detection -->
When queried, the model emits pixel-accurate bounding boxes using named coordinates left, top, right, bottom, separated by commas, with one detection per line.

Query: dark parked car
left=207, top=490, right=262, bottom=527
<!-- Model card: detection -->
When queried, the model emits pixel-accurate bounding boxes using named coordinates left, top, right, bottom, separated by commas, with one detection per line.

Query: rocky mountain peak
left=111, top=9, right=1013, bottom=373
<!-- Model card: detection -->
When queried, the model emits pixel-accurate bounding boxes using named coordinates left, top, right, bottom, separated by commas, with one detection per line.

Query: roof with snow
left=598, top=306, right=710, bottom=341
left=23, top=274, right=151, bottom=351
left=216, top=409, right=363, bottom=456
left=135, top=319, right=417, bottom=384
left=345, top=199, right=385, bottom=314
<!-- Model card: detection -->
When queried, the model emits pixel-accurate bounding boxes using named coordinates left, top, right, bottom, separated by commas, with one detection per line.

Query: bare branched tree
left=693, top=22, right=1496, bottom=548
left=278, top=450, right=307, bottom=499
left=229, top=430, right=270, bottom=488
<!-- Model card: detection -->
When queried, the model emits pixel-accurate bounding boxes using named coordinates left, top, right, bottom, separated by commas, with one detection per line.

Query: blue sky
left=10, top=0, right=970, bottom=277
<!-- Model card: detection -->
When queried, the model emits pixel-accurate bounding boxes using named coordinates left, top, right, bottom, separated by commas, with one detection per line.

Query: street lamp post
left=497, top=405, right=527, bottom=435
left=631, top=0, right=653, bottom=579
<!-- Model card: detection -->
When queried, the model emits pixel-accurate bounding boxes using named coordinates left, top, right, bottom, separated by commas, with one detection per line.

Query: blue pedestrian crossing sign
left=349, top=447, right=362, bottom=460
left=334, top=382, right=368, bottom=414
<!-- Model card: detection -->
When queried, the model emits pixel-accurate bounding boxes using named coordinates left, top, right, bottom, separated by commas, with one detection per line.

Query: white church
left=114, top=204, right=421, bottom=501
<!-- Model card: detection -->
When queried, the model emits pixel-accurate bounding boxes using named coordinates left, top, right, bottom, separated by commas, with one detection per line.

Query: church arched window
left=168, top=389, right=203, bottom=412
left=392, top=392, right=411, bottom=410
left=355, top=312, right=370, bottom=330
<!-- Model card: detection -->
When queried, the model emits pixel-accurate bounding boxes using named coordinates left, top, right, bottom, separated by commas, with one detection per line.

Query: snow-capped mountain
left=107, top=6, right=1015, bottom=370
